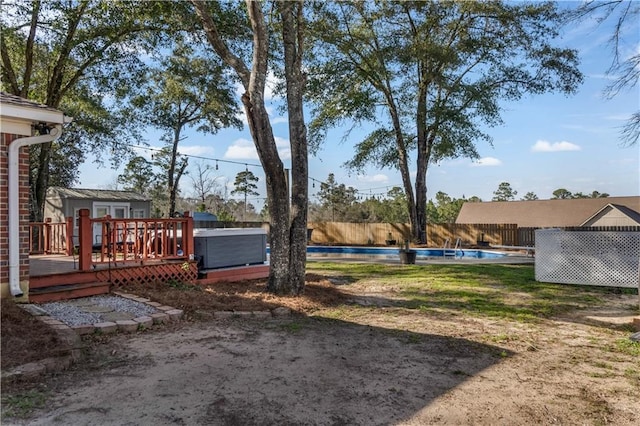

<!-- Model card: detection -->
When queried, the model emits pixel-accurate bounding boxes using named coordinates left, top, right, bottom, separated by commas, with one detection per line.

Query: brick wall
left=0, top=132, right=30, bottom=299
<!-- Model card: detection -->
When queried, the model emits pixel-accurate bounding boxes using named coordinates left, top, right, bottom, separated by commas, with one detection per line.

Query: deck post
left=182, top=211, right=193, bottom=260
left=78, top=209, right=92, bottom=271
left=44, top=218, right=52, bottom=254
left=65, top=216, right=74, bottom=256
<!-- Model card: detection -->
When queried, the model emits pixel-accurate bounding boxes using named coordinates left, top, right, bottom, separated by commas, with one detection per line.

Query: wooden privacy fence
left=427, top=223, right=519, bottom=247
left=307, top=222, right=519, bottom=246
left=308, top=222, right=411, bottom=246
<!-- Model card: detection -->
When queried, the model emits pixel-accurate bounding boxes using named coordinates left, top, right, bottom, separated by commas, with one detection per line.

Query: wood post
left=182, top=211, right=193, bottom=260
left=65, top=216, right=74, bottom=256
left=78, top=209, right=92, bottom=271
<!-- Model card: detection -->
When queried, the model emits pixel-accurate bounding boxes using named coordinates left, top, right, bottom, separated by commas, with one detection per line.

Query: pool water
left=271, top=245, right=506, bottom=259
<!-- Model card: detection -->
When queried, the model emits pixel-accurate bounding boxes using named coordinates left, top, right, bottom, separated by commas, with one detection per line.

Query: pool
left=267, top=245, right=507, bottom=259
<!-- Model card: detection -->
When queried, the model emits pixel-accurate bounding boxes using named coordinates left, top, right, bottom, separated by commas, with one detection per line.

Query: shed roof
left=455, top=196, right=640, bottom=227
left=47, top=187, right=150, bottom=202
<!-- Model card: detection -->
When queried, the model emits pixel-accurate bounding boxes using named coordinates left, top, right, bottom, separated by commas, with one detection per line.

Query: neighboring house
left=0, top=92, right=70, bottom=299
left=44, top=187, right=152, bottom=244
left=456, top=196, right=640, bottom=228
left=581, top=203, right=640, bottom=227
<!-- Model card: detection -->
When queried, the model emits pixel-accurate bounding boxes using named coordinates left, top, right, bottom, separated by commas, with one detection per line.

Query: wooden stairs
left=29, top=272, right=111, bottom=303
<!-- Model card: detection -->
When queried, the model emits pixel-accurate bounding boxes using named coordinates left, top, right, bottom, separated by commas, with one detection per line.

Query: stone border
left=2, top=291, right=292, bottom=382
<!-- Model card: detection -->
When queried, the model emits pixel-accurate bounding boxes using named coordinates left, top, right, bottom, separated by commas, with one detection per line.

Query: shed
left=44, top=187, right=151, bottom=244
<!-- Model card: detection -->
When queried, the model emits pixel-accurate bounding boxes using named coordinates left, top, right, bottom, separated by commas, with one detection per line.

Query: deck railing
left=76, top=209, right=194, bottom=271
left=29, top=218, right=69, bottom=255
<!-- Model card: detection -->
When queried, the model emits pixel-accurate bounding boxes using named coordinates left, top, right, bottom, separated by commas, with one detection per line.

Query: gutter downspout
left=8, top=124, right=63, bottom=297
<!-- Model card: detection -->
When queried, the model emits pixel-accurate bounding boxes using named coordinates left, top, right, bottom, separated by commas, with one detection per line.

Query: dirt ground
left=2, top=274, right=640, bottom=425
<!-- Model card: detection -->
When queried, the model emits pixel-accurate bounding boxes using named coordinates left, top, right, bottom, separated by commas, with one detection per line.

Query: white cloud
left=275, top=136, right=291, bottom=160
left=179, top=145, right=215, bottom=157
left=471, top=157, right=502, bottom=167
left=233, top=70, right=280, bottom=101
left=531, top=140, right=581, bottom=152
left=357, top=174, right=389, bottom=183
left=234, top=101, right=288, bottom=126
left=605, top=113, right=632, bottom=121
left=224, top=138, right=259, bottom=160
left=224, top=137, right=291, bottom=161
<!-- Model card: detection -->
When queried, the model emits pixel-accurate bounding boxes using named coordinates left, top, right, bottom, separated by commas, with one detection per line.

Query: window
left=132, top=209, right=145, bottom=219
left=113, top=207, right=126, bottom=219
left=74, top=208, right=82, bottom=228
left=95, top=206, right=109, bottom=218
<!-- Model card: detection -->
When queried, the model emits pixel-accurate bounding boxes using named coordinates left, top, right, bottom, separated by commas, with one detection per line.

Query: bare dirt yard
left=2, top=263, right=639, bottom=425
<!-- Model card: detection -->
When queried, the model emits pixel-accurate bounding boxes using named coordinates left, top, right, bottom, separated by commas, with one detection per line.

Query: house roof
left=47, top=187, right=150, bottom=202
left=0, top=92, right=69, bottom=135
left=455, top=196, right=640, bottom=227
left=581, top=203, right=640, bottom=226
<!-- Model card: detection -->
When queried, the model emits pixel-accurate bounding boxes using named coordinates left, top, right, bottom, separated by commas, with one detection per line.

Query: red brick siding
left=0, top=132, right=30, bottom=294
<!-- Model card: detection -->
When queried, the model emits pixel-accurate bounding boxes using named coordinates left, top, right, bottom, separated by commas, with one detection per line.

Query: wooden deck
left=31, top=254, right=89, bottom=276
left=28, top=254, right=270, bottom=302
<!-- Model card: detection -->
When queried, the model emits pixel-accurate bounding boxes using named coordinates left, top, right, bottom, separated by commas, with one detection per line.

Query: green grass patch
left=307, top=262, right=633, bottom=322
left=1, top=389, right=49, bottom=419
left=610, top=339, right=640, bottom=357
left=280, top=321, right=304, bottom=333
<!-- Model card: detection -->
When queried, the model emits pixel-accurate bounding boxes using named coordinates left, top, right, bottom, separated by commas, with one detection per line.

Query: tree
left=314, top=173, right=358, bottom=221
left=117, top=155, right=170, bottom=217
left=307, top=1, right=582, bottom=243
left=427, top=192, right=470, bottom=223
left=231, top=170, right=259, bottom=220
left=131, top=41, right=241, bottom=217
left=377, top=187, right=408, bottom=223
left=522, top=192, right=539, bottom=201
left=552, top=188, right=573, bottom=199
left=117, top=156, right=156, bottom=196
left=568, top=1, right=639, bottom=146
left=189, top=162, right=223, bottom=212
left=1, top=0, right=164, bottom=220
left=192, top=0, right=309, bottom=294
left=493, top=182, right=517, bottom=202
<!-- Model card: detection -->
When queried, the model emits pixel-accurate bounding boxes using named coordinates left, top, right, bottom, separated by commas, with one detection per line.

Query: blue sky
left=76, top=4, right=639, bottom=208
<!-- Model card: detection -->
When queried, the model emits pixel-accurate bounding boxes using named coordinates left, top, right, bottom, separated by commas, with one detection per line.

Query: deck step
left=30, top=270, right=107, bottom=288
left=29, top=282, right=111, bottom=303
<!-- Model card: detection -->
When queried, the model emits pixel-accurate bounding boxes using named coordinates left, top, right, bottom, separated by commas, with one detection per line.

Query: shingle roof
left=456, top=196, right=640, bottom=227
left=0, top=92, right=61, bottom=113
left=47, top=187, right=150, bottom=202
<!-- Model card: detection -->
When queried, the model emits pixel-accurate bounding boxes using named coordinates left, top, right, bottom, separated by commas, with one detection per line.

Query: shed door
left=92, top=203, right=130, bottom=244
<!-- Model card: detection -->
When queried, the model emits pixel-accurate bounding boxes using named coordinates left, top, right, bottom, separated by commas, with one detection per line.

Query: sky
left=75, top=4, right=640, bottom=209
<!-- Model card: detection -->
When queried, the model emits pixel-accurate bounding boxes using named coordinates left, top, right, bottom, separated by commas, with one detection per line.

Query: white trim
left=1, top=103, right=66, bottom=126
left=0, top=117, right=33, bottom=136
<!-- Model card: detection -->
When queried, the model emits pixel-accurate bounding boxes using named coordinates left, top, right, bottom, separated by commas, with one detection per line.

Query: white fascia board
left=0, top=103, right=66, bottom=126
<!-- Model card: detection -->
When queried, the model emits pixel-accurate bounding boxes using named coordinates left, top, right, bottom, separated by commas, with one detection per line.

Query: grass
left=306, top=262, right=638, bottom=322
left=1, top=390, right=49, bottom=419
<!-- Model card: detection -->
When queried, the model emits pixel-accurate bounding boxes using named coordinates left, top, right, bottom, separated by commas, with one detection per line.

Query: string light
left=125, top=143, right=402, bottom=200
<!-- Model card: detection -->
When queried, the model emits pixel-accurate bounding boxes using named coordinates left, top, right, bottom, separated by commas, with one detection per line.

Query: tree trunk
left=386, top=95, right=418, bottom=244
left=280, top=0, right=308, bottom=295
left=414, top=82, right=430, bottom=244
left=192, top=0, right=308, bottom=295
left=32, top=142, right=52, bottom=222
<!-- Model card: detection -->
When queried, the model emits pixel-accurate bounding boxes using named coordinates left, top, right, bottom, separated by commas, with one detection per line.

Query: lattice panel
left=535, top=230, right=640, bottom=288
left=96, top=261, right=198, bottom=287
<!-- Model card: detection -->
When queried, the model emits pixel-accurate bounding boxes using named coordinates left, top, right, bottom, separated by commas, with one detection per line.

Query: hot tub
left=193, top=228, right=267, bottom=269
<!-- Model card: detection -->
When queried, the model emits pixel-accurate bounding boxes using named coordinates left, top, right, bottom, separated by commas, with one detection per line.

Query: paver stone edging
left=2, top=291, right=292, bottom=382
